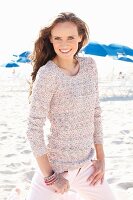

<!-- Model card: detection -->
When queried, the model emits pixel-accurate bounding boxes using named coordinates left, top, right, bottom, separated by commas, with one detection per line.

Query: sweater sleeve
left=26, top=66, right=57, bottom=157
left=91, top=58, right=103, bottom=144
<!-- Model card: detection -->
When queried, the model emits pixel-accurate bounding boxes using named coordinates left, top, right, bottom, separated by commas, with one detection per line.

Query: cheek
left=72, top=39, right=80, bottom=45
left=52, top=42, right=59, bottom=50
left=72, top=41, right=79, bottom=48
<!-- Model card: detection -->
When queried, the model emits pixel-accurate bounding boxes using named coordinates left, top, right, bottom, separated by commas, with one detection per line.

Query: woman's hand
left=50, top=173, right=70, bottom=194
left=87, top=159, right=105, bottom=186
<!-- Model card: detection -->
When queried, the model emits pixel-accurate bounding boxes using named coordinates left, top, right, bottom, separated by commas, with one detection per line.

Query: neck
left=53, top=57, right=78, bottom=70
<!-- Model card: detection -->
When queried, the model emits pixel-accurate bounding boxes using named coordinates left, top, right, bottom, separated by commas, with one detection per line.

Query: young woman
left=26, top=12, right=116, bottom=200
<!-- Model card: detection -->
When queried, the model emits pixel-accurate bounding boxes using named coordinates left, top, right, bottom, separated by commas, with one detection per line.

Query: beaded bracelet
left=44, top=172, right=58, bottom=186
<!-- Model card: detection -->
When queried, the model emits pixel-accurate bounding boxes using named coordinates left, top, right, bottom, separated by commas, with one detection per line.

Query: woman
left=26, top=12, right=116, bottom=200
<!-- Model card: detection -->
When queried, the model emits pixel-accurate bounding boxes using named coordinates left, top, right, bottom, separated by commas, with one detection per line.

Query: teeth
left=60, top=49, right=70, bottom=53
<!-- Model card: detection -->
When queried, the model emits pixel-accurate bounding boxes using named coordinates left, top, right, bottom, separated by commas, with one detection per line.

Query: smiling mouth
left=60, top=49, right=72, bottom=53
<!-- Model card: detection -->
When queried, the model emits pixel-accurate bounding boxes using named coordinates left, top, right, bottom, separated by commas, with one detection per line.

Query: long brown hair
left=29, top=12, right=89, bottom=95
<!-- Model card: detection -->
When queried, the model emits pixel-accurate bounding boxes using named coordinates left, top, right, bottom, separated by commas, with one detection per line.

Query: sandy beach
left=0, top=68, right=133, bottom=200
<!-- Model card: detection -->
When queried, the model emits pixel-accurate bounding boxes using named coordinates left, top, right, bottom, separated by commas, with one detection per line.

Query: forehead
left=51, top=22, right=79, bottom=36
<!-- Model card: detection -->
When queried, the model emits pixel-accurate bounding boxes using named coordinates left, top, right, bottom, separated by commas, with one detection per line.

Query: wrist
left=44, top=171, right=58, bottom=186
left=97, top=156, right=105, bottom=159
left=42, top=169, right=54, bottom=178
left=45, top=170, right=55, bottom=177
left=97, top=158, right=105, bottom=161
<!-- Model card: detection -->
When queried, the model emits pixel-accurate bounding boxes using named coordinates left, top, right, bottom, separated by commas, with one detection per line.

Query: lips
left=60, top=49, right=71, bottom=53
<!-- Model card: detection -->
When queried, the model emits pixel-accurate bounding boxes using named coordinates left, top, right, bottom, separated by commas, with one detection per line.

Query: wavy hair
left=29, top=12, right=89, bottom=96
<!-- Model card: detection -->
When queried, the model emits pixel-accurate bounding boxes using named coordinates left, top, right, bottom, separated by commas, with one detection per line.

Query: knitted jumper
left=26, top=56, right=103, bottom=173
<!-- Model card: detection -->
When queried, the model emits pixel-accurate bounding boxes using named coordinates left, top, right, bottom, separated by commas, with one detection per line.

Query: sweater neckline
left=49, top=57, right=82, bottom=78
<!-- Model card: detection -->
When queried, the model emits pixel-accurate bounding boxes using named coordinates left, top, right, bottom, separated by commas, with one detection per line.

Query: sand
left=0, top=69, right=133, bottom=200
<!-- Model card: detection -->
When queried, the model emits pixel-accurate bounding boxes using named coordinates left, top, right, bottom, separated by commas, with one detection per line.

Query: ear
left=78, top=35, right=82, bottom=43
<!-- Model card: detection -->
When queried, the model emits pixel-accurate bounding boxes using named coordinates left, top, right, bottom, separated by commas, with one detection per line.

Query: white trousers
left=26, top=162, right=116, bottom=200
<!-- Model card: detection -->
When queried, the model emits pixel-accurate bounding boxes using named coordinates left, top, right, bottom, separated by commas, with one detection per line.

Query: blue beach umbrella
left=101, top=45, right=118, bottom=56
left=108, top=43, right=125, bottom=55
left=82, top=41, right=133, bottom=58
left=108, top=43, right=133, bottom=56
left=17, top=57, right=31, bottom=63
left=19, top=51, right=31, bottom=58
left=3, top=62, right=20, bottom=68
left=116, top=56, right=133, bottom=63
left=82, top=42, right=108, bottom=57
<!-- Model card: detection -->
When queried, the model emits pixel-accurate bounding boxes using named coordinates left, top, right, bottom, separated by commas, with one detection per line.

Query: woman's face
left=50, top=22, right=82, bottom=59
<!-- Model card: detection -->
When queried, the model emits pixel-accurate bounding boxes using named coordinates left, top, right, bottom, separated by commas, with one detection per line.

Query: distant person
left=25, top=12, right=116, bottom=200
left=12, top=68, right=16, bottom=75
left=118, top=71, right=125, bottom=79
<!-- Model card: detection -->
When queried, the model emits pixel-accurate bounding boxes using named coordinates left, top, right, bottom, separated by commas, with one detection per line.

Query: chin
left=59, top=52, right=76, bottom=59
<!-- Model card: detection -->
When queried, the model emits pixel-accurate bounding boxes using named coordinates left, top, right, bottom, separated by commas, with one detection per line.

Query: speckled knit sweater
left=26, top=56, right=103, bottom=173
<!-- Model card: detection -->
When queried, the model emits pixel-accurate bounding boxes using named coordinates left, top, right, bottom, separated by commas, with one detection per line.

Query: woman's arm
left=26, top=66, right=70, bottom=194
left=36, top=154, right=53, bottom=177
left=26, top=66, right=57, bottom=170
left=87, top=58, right=105, bottom=185
left=92, top=58, right=103, bottom=145
left=94, top=144, right=105, bottom=161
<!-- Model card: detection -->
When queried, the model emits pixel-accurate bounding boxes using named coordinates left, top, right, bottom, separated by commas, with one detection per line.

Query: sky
left=0, top=0, right=133, bottom=63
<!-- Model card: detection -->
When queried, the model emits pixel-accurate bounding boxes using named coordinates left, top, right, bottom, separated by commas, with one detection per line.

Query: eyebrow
left=52, top=35, right=76, bottom=38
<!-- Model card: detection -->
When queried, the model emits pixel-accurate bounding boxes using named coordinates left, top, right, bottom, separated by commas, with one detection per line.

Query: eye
left=68, top=36, right=74, bottom=40
left=54, top=37, right=61, bottom=40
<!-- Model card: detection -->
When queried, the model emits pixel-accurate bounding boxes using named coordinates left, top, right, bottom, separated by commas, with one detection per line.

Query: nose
left=60, top=40, right=69, bottom=48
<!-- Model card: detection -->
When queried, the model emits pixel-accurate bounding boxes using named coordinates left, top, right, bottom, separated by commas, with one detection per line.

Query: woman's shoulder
left=78, top=55, right=97, bottom=69
left=38, top=61, right=56, bottom=74
left=34, top=61, right=59, bottom=85
left=37, top=60, right=59, bottom=79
